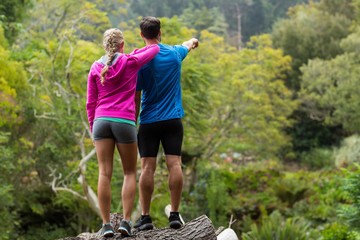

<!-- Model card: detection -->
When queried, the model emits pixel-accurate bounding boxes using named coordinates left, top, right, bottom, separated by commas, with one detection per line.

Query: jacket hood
left=91, top=53, right=128, bottom=82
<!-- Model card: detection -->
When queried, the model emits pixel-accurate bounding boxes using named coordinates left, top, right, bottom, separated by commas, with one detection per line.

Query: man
left=134, top=16, right=199, bottom=230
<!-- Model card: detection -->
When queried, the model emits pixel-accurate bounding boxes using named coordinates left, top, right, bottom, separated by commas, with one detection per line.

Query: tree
left=272, top=3, right=352, bottom=90
left=180, top=6, right=228, bottom=37
left=128, top=0, right=188, bottom=19
left=0, top=25, right=29, bottom=240
left=300, top=28, right=360, bottom=133
left=6, top=0, right=112, bottom=237
left=271, top=1, right=356, bottom=158
left=0, top=0, right=32, bottom=43
left=196, top=34, right=296, bottom=159
left=126, top=0, right=309, bottom=48
left=317, top=0, right=359, bottom=21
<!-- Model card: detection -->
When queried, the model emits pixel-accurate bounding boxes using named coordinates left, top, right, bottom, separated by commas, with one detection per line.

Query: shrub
left=300, top=148, right=334, bottom=170
left=338, top=164, right=360, bottom=230
left=334, top=135, right=360, bottom=168
left=273, top=175, right=309, bottom=207
left=242, top=210, right=319, bottom=240
left=322, top=223, right=359, bottom=240
left=182, top=160, right=235, bottom=228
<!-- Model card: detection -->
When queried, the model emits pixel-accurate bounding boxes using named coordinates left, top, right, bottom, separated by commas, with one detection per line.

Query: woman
left=86, top=28, right=159, bottom=238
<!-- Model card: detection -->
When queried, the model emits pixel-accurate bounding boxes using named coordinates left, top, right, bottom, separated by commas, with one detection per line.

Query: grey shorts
left=92, top=119, right=137, bottom=143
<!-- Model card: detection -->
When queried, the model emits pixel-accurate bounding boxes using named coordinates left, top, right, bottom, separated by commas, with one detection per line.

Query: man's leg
left=165, top=155, right=183, bottom=212
left=137, top=122, right=160, bottom=216
left=139, top=157, right=157, bottom=215
left=95, top=139, right=115, bottom=224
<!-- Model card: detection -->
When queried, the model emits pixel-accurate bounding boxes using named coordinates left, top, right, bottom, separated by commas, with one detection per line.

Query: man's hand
left=191, top=38, right=199, bottom=49
left=182, top=38, right=199, bottom=51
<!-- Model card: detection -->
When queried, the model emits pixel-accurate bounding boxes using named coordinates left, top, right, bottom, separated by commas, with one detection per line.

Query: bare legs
left=95, top=139, right=115, bottom=223
left=95, top=139, right=137, bottom=223
left=139, top=155, right=183, bottom=215
left=166, top=155, right=183, bottom=212
left=117, top=142, right=138, bottom=221
left=139, top=157, right=157, bottom=215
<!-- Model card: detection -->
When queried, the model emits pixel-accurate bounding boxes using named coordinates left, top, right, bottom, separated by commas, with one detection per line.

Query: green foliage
left=4, top=0, right=360, bottom=238
left=272, top=3, right=352, bottom=90
left=127, top=0, right=308, bottom=45
left=0, top=185, right=16, bottom=240
left=0, top=26, right=32, bottom=239
left=334, top=135, right=360, bottom=168
left=300, top=148, right=335, bottom=170
left=353, top=0, right=360, bottom=23
left=0, top=26, right=7, bottom=47
left=23, top=222, right=70, bottom=240
left=183, top=160, right=347, bottom=232
left=317, top=0, right=359, bottom=21
left=338, top=164, right=360, bottom=230
left=290, top=170, right=345, bottom=224
left=202, top=160, right=284, bottom=232
left=205, top=34, right=297, bottom=159
left=0, top=0, right=31, bottom=43
left=128, top=0, right=187, bottom=19
left=300, top=52, right=360, bottom=133
left=242, top=210, right=319, bottom=240
left=206, top=170, right=229, bottom=226
left=341, top=28, right=360, bottom=56
left=235, top=160, right=282, bottom=194
left=0, top=0, right=111, bottom=238
left=180, top=6, right=228, bottom=36
left=183, top=159, right=236, bottom=227
left=0, top=28, right=28, bottom=128
left=225, top=163, right=344, bottom=233
left=284, top=109, right=343, bottom=159
left=272, top=0, right=355, bottom=159
left=274, top=174, right=309, bottom=207
left=322, top=223, right=359, bottom=240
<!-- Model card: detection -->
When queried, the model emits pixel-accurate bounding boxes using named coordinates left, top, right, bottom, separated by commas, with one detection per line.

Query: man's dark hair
left=140, top=16, right=161, bottom=39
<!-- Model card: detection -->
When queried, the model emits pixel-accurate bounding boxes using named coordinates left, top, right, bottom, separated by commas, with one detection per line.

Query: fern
left=242, top=210, right=316, bottom=240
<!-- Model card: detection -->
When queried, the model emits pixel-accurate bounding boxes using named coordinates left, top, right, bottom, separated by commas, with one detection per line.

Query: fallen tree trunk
left=60, top=213, right=217, bottom=240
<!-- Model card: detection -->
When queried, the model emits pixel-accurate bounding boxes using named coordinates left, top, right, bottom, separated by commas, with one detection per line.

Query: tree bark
left=60, top=214, right=217, bottom=240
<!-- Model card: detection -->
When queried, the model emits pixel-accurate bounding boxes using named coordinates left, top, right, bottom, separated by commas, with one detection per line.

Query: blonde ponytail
left=100, top=28, right=124, bottom=85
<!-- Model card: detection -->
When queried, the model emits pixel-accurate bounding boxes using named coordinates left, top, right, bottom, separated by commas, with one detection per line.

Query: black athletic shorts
left=137, top=118, right=183, bottom=157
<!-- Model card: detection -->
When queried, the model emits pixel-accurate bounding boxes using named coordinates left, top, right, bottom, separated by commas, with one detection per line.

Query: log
left=60, top=213, right=217, bottom=240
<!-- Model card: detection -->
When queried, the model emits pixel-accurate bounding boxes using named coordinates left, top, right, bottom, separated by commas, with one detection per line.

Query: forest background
left=1, top=0, right=360, bottom=239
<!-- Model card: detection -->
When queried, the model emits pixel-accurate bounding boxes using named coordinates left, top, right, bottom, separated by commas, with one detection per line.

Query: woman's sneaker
left=98, top=223, right=115, bottom=238
left=169, top=212, right=183, bottom=229
left=118, top=219, right=132, bottom=237
left=134, top=215, right=154, bottom=231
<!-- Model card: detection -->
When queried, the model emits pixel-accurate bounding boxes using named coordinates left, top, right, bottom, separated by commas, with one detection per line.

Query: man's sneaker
left=169, top=212, right=183, bottom=229
left=118, top=219, right=132, bottom=237
left=98, top=223, right=115, bottom=238
left=134, top=215, right=154, bottom=231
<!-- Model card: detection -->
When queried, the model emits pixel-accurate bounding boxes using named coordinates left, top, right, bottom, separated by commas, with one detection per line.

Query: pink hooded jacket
left=86, top=44, right=160, bottom=132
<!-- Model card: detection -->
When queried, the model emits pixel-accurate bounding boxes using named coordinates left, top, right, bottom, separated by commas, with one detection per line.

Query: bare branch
left=48, top=166, right=86, bottom=200
left=34, top=109, right=58, bottom=120
left=228, top=214, right=237, bottom=228
left=64, top=35, right=76, bottom=96
left=53, top=5, right=69, bottom=35
left=79, top=148, right=96, bottom=167
left=48, top=148, right=100, bottom=217
left=53, top=187, right=87, bottom=200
